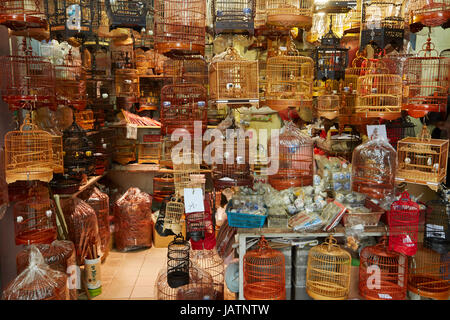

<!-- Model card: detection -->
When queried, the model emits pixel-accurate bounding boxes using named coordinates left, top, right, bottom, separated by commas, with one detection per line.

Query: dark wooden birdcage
left=190, top=249, right=225, bottom=300
left=424, top=196, right=450, bottom=254
left=385, top=117, right=416, bottom=150
left=153, top=173, right=175, bottom=204
left=360, top=0, right=405, bottom=51
left=409, top=0, right=450, bottom=30
left=0, top=0, right=47, bottom=30
left=154, top=0, right=206, bottom=56
left=163, top=56, right=208, bottom=86
left=167, top=234, right=190, bottom=288
left=212, top=0, right=255, bottom=35
left=105, top=0, right=151, bottom=31
left=266, top=0, right=313, bottom=29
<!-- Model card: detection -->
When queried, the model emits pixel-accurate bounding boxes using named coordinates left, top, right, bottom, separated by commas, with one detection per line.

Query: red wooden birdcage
left=403, top=36, right=450, bottom=118
left=409, top=0, right=450, bottom=29
left=388, top=191, right=420, bottom=257
left=244, top=236, right=285, bottom=300
left=163, top=56, right=208, bottom=86
left=153, top=173, right=175, bottom=204
left=0, top=0, right=47, bottom=30
left=384, top=117, right=416, bottom=150
left=86, top=187, right=110, bottom=256
left=359, top=237, right=409, bottom=300
left=154, top=0, right=206, bottom=56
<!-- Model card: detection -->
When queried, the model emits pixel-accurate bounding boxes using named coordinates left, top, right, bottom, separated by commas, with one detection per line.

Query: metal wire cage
left=163, top=56, right=208, bottom=86
left=160, top=84, right=207, bottom=136
left=359, top=238, right=409, bottom=300
left=190, top=249, right=225, bottom=300
left=424, top=197, right=450, bottom=254
left=167, top=234, right=191, bottom=288
left=212, top=0, right=255, bottom=34
left=265, top=54, right=314, bottom=111
left=243, top=236, right=286, bottom=300
left=403, top=37, right=450, bottom=118
left=14, top=196, right=57, bottom=245
left=154, top=0, right=206, bottom=56
left=266, top=0, right=313, bottom=29
left=385, top=117, right=416, bottom=150
left=408, top=243, right=450, bottom=300
left=105, top=0, right=151, bottom=31
left=0, top=0, right=47, bottom=30
left=360, top=0, right=405, bottom=51
left=209, top=47, right=259, bottom=106
left=268, top=120, right=314, bottom=191
left=409, top=0, right=450, bottom=28
left=163, top=196, right=184, bottom=235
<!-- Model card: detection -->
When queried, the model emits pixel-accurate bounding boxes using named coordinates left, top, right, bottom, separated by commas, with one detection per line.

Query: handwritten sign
left=184, top=188, right=204, bottom=214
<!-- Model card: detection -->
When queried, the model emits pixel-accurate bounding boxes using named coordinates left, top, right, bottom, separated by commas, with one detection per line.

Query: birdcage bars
left=153, top=173, right=175, bottom=203
left=167, top=234, right=191, bottom=288
left=344, top=52, right=370, bottom=90
left=424, top=198, right=450, bottom=254
left=105, top=0, right=150, bottom=31
left=385, top=117, right=416, bottom=150
left=114, top=138, right=136, bottom=165
left=138, top=142, right=161, bottom=164
left=314, top=0, right=357, bottom=13
left=163, top=196, right=184, bottom=234
left=163, top=56, right=208, bottom=86
left=317, top=90, right=341, bottom=119
left=185, top=210, right=206, bottom=242
left=154, top=0, right=206, bottom=56
left=114, top=68, right=140, bottom=99
left=190, top=249, right=225, bottom=300
left=75, top=109, right=95, bottom=131
left=172, top=152, right=203, bottom=197
left=254, top=0, right=266, bottom=29
left=0, top=0, right=47, bottom=30
left=266, top=0, right=313, bottom=29
left=409, top=0, right=450, bottom=28
left=213, top=0, right=255, bottom=34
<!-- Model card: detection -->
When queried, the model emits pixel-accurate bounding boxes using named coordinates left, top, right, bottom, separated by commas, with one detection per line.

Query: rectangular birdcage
left=114, top=138, right=137, bottom=165
left=0, top=0, right=47, bottom=30
left=254, top=0, right=266, bottom=28
left=115, top=68, right=140, bottom=98
left=75, top=110, right=95, bottom=131
left=105, top=0, right=151, bottom=31
left=266, top=0, right=313, bottom=29
left=138, top=141, right=161, bottom=164
left=173, top=152, right=203, bottom=196
left=163, top=57, right=208, bottom=86
left=213, top=0, right=255, bottom=34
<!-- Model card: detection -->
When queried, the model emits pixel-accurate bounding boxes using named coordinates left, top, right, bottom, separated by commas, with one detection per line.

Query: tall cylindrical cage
left=0, top=0, right=47, bottom=30
left=212, top=0, right=256, bottom=34
left=190, top=249, right=225, bottom=300
left=105, top=0, right=151, bottom=31
left=167, top=234, right=191, bottom=288
left=424, top=197, right=450, bottom=254
left=266, top=0, right=313, bottom=29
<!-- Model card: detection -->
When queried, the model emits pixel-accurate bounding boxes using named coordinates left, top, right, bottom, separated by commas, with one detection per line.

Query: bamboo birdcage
left=305, top=236, right=351, bottom=300
left=105, top=0, right=151, bottom=31
left=115, top=68, right=140, bottom=100
left=190, top=249, right=225, bottom=300
left=172, top=152, right=203, bottom=197
left=213, top=0, right=255, bottom=34
left=344, top=52, right=370, bottom=90
left=396, top=126, right=449, bottom=189
left=266, top=0, right=313, bottom=29
left=0, top=0, right=47, bottom=30
left=254, top=0, right=266, bottom=29
left=317, top=88, right=341, bottom=119
left=114, top=138, right=136, bottom=165
left=167, top=234, right=190, bottom=288
left=403, top=37, right=450, bottom=118
left=243, top=236, right=286, bottom=300
left=265, top=53, right=314, bottom=111
left=359, top=238, right=408, bottom=300
left=409, top=0, right=450, bottom=28
left=74, top=109, right=95, bottom=131
left=138, top=141, right=161, bottom=164
left=164, top=197, right=184, bottom=235
left=154, top=0, right=206, bottom=56
left=209, top=47, right=259, bottom=107
left=163, top=56, right=208, bottom=86
left=408, top=243, right=450, bottom=300
left=424, top=197, right=450, bottom=254
left=153, top=173, right=175, bottom=204
left=343, top=0, right=362, bottom=32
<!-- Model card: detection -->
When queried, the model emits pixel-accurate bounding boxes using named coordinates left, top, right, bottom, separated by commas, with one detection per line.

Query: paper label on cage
left=378, top=293, right=392, bottom=299
left=184, top=188, right=204, bottom=214
left=66, top=5, right=82, bottom=31
left=426, top=224, right=445, bottom=239
left=367, top=125, right=388, bottom=141
left=126, top=124, right=138, bottom=140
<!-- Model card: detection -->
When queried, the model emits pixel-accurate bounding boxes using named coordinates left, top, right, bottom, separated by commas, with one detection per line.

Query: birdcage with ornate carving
left=0, top=0, right=47, bottom=30
left=266, top=0, right=313, bottom=29
left=167, top=234, right=191, bottom=288
left=213, top=0, right=255, bottom=34
left=154, top=0, right=206, bottom=56
left=105, top=0, right=151, bottom=31
left=317, top=88, right=341, bottom=119
left=163, top=56, right=208, bottom=86
left=385, top=117, right=416, bottom=150
left=190, top=249, right=225, bottom=300
left=409, top=0, right=450, bottom=29
left=305, top=235, right=351, bottom=300
left=14, top=196, right=57, bottom=245
left=268, top=120, right=314, bottom=190
left=163, top=197, right=184, bottom=235
left=360, top=0, right=405, bottom=51
left=160, top=84, right=207, bottom=136
left=424, top=197, right=450, bottom=254
left=265, top=54, right=314, bottom=111
left=74, top=109, right=95, bottom=131
left=403, top=38, right=450, bottom=118
left=359, top=238, right=408, bottom=300
left=86, top=187, right=110, bottom=256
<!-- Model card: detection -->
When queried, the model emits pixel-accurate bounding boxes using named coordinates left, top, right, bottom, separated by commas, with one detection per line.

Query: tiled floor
left=93, top=247, right=168, bottom=300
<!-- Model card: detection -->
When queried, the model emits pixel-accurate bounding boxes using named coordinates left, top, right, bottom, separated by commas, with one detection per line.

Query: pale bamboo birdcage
left=172, top=152, right=203, bottom=197
left=105, top=0, right=151, bottom=31
left=138, top=141, right=161, bottom=164
left=74, top=109, right=95, bottom=131
left=212, top=0, right=255, bottom=35
left=254, top=0, right=266, bottom=29
left=163, top=56, right=208, bottom=86
left=344, top=52, right=370, bottom=90
left=209, top=47, right=259, bottom=107
left=424, top=197, right=450, bottom=254
left=0, top=0, right=47, bottom=30
left=266, top=0, right=313, bottom=29
left=114, top=138, right=136, bottom=165
left=343, top=0, right=362, bottom=32
left=305, top=236, right=352, bottom=300
left=163, top=196, right=184, bottom=235
left=396, top=126, right=449, bottom=190
left=154, top=0, right=206, bottom=56
left=317, top=88, right=341, bottom=119
left=408, top=243, right=450, bottom=300
left=243, top=236, right=286, bottom=300
left=339, top=83, right=357, bottom=117
left=265, top=53, right=314, bottom=111
left=409, top=0, right=450, bottom=29
left=359, top=238, right=409, bottom=300
left=403, top=37, right=450, bottom=118
left=190, top=249, right=225, bottom=300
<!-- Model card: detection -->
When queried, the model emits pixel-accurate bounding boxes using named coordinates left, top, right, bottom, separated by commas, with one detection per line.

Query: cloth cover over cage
left=190, top=249, right=225, bottom=300
left=212, top=0, right=256, bottom=34
left=424, top=196, right=450, bottom=254
left=265, top=0, right=313, bottom=29
left=0, top=0, right=47, bottom=30
left=243, top=236, right=286, bottom=300
left=86, top=187, right=111, bottom=256
left=167, top=234, right=191, bottom=288
left=105, top=0, right=151, bottom=31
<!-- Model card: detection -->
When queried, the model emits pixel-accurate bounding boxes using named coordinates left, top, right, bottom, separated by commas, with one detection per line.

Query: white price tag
left=126, top=124, right=138, bottom=140
left=184, top=188, right=204, bottom=214
left=367, top=125, right=388, bottom=142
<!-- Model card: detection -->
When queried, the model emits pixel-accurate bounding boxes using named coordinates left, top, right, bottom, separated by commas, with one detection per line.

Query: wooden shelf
left=111, top=163, right=160, bottom=172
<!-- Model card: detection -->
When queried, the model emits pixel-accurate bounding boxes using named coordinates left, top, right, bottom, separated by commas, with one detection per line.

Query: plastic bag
left=86, top=187, right=111, bottom=255
left=3, top=245, right=69, bottom=300
left=114, top=187, right=153, bottom=252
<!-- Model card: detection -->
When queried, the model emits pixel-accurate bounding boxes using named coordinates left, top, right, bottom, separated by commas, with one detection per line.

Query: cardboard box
left=152, top=218, right=186, bottom=248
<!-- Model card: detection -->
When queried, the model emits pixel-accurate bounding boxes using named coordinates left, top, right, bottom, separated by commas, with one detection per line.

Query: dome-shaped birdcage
left=167, top=234, right=191, bottom=288
left=306, top=235, right=352, bottom=300
left=408, top=0, right=450, bottom=29
left=384, top=117, right=416, bottom=150
left=0, top=0, right=47, bottom=30
left=213, top=0, right=256, bottom=35
left=351, top=129, right=397, bottom=200
left=190, top=249, right=225, bottom=300
left=163, top=56, right=208, bottom=86
left=359, top=237, right=408, bottom=300
left=163, top=196, right=184, bottom=235
left=105, top=0, right=151, bottom=31
left=403, top=37, right=450, bottom=118
left=408, top=243, right=450, bottom=300
left=86, top=187, right=110, bottom=256
left=266, top=0, right=313, bottom=29
left=424, top=196, right=450, bottom=254
left=244, top=236, right=286, bottom=300
left=268, top=120, right=314, bottom=191
left=344, top=52, right=370, bottom=90
left=154, top=0, right=206, bottom=56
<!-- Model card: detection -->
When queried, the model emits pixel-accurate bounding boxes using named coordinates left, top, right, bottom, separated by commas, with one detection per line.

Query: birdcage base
left=354, top=110, right=402, bottom=121
left=0, top=14, right=47, bottom=30
left=306, top=284, right=348, bottom=300
left=269, top=176, right=313, bottom=191
left=6, top=168, right=54, bottom=184
left=413, top=9, right=450, bottom=28
left=318, top=111, right=339, bottom=120
left=403, top=103, right=445, bottom=118
left=266, top=14, right=312, bottom=30
left=15, top=228, right=57, bottom=246
left=360, top=280, right=406, bottom=300
left=396, top=170, right=445, bottom=191
left=213, top=177, right=253, bottom=189
left=167, top=271, right=190, bottom=289
left=408, top=274, right=450, bottom=300
left=266, top=99, right=302, bottom=111
left=155, top=42, right=205, bottom=57
left=244, top=281, right=286, bottom=300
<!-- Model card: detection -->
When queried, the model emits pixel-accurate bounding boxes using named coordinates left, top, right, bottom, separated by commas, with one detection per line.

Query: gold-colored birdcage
left=173, top=152, right=203, bottom=197
left=254, top=0, right=266, bottom=29
left=306, top=236, right=352, bottom=300
left=114, top=138, right=136, bottom=165
left=163, top=197, right=185, bottom=235
left=74, top=110, right=95, bottom=131
left=344, top=52, right=370, bottom=90
left=396, top=126, right=449, bottom=190
left=266, top=0, right=313, bottom=29
left=138, top=142, right=161, bottom=164
left=317, top=88, right=341, bottom=120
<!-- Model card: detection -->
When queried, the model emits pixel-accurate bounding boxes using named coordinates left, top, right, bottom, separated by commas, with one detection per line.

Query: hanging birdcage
left=409, top=0, right=450, bottom=29
left=424, top=196, right=450, bottom=254
left=359, top=238, right=408, bottom=300
left=153, top=173, right=175, bottom=204
left=403, top=37, right=450, bottom=118
left=266, top=0, right=313, bottom=29
left=243, top=236, right=285, bottom=300
left=351, top=129, right=397, bottom=200
left=14, top=196, right=57, bottom=245
left=163, top=197, right=184, bottom=235
left=268, top=120, right=314, bottom=191
left=212, top=0, right=255, bottom=35
left=408, top=243, right=450, bottom=300
left=209, top=47, right=259, bottom=107
left=344, top=52, right=370, bottom=90
left=160, top=84, right=207, bottom=136
left=190, top=249, right=225, bottom=300
left=163, top=56, right=208, bottom=86
left=173, top=152, right=203, bottom=197
left=105, top=0, right=151, bottom=31
left=167, top=234, right=190, bottom=288
left=317, top=88, right=341, bottom=119
left=314, top=0, right=357, bottom=13
left=343, top=0, right=362, bottom=32
left=254, top=0, right=266, bottom=29
left=86, top=187, right=110, bottom=256
left=0, top=0, right=47, bottom=30
left=265, top=53, right=314, bottom=111
left=396, top=126, right=449, bottom=189
left=154, top=0, right=206, bottom=56
left=385, top=117, right=416, bottom=150
left=360, top=0, right=405, bottom=51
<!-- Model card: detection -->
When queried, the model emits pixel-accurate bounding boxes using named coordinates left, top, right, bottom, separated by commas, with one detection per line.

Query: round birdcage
left=306, top=236, right=351, bottom=300
left=359, top=238, right=409, bottom=300
left=105, top=0, right=151, bottom=31
left=266, top=0, right=313, bottom=29
left=0, top=0, right=47, bottom=30
left=424, top=197, right=450, bottom=254
left=409, top=0, right=450, bottom=29
left=344, top=52, right=370, bottom=90
left=86, top=187, right=110, bottom=256
left=167, top=234, right=191, bottom=288
left=190, top=249, right=225, bottom=300
left=163, top=197, right=184, bottom=235
left=163, top=56, right=208, bottom=86
left=317, top=89, right=341, bottom=120
left=268, top=120, right=314, bottom=191
left=213, top=0, right=256, bottom=35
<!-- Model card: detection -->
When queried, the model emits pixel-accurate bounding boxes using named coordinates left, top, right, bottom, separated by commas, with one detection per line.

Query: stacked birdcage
left=154, top=0, right=206, bottom=56
left=403, top=37, right=450, bottom=118
left=163, top=56, right=208, bottom=86
left=266, top=0, right=313, bottom=29
left=105, top=0, right=151, bottom=31
left=153, top=173, right=175, bottom=204
left=190, top=249, right=225, bottom=300
left=138, top=138, right=161, bottom=164
left=385, top=117, right=416, bottom=150
left=254, top=0, right=266, bottom=29
left=0, top=0, right=47, bottom=30
left=115, top=68, right=140, bottom=107
left=343, top=0, right=362, bottom=32
left=213, top=0, right=255, bottom=34
left=360, top=0, right=405, bottom=51
left=114, top=138, right=137, bottom=165
left=359, top=238, right=409, bottom=300
left=424, top=196, right=450, bottom=254
left=408, top=0, right=450, bottom=29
